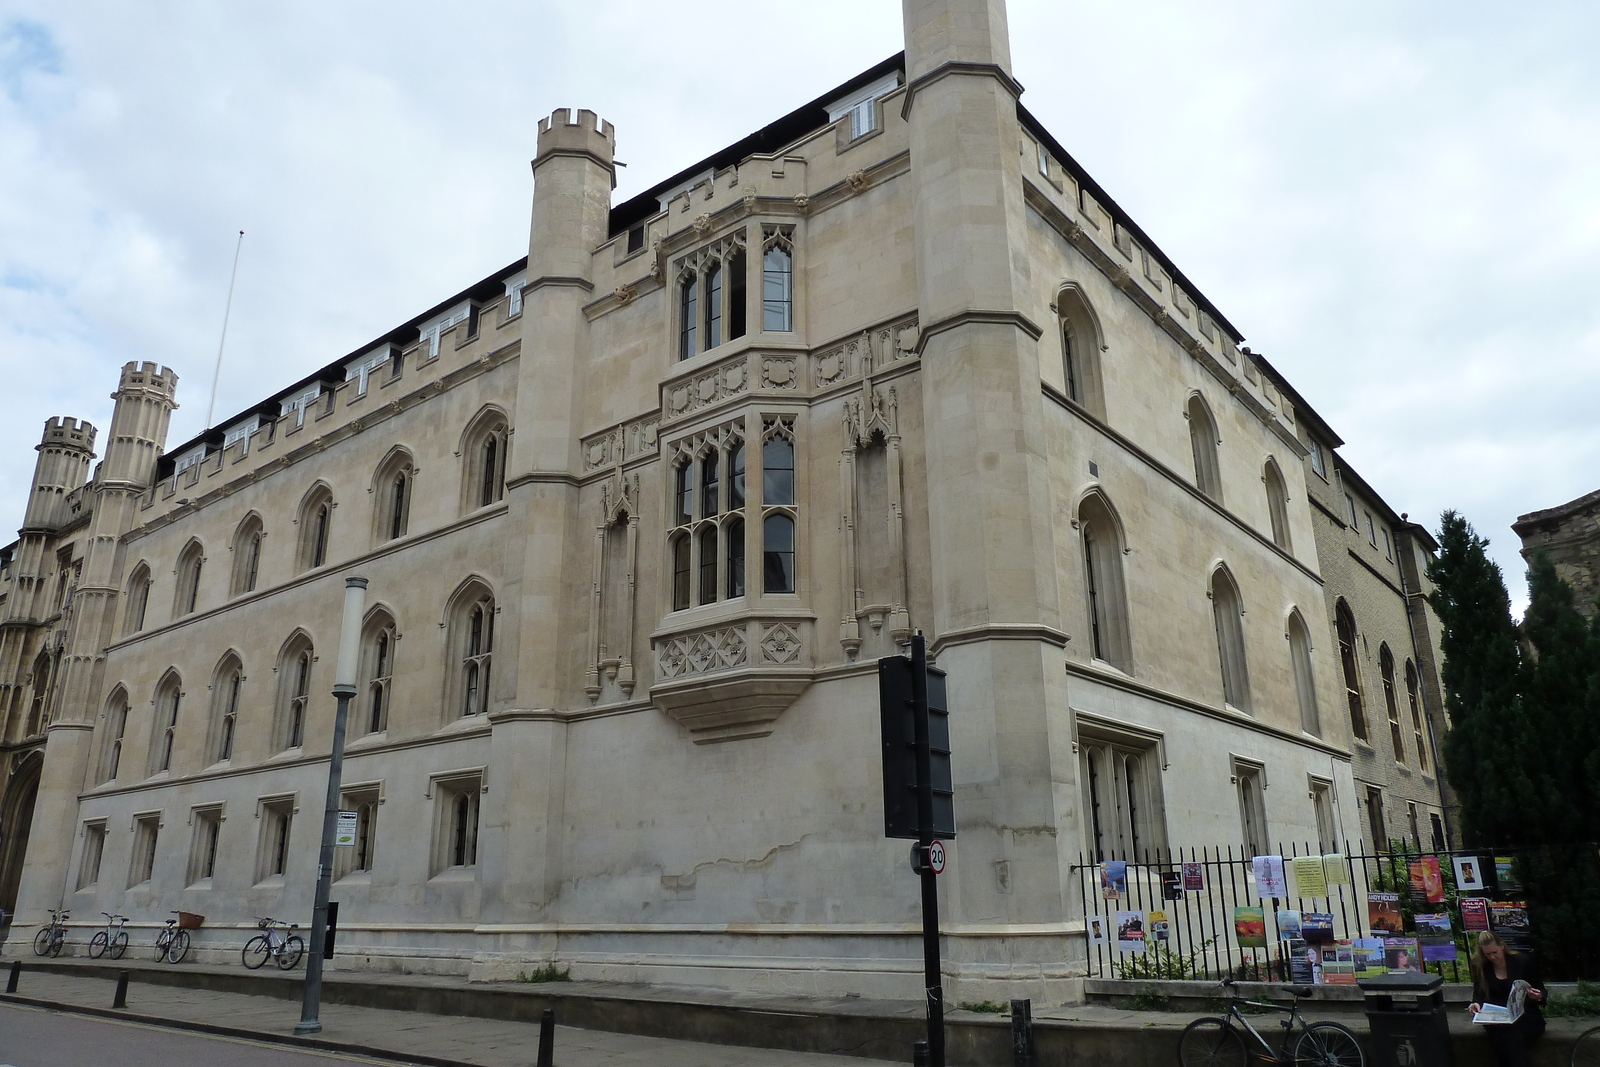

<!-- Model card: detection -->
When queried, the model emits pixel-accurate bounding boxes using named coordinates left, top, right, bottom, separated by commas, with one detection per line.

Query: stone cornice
left=916, top=310, right=1043, bottom=354
left=899, top=61, right=1024, bottom=118
left=929, top=623, right=1069, bottom=658
left=530, top=148, right=614, bottom=176
left=525, top=275, right=595, bottom=294
left=505, top=472, right=582, bottom=490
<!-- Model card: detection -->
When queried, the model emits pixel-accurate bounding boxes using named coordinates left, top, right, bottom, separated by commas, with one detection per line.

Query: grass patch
left=517, top=963, right=572, bottom=983
left=1548, top=981, right=1600, bottom=1018
left=959, top=1000, right=1008, bottom=1014
left=1127, top=992, right=1173, bottom=1012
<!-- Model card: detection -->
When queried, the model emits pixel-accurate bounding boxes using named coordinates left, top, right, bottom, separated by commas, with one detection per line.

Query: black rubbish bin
left=1358, top=970, right=1454, bottom=1067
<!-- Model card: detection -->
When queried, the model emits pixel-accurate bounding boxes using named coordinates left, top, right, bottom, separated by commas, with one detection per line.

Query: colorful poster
left=1368, top=892, right=1403, bottom=935
left=1490, top=901, right=1533, bottom=952
left=1322, top=854, right=1351, bottom=886
left=1150, top=910, right=1170, bottom=944
left=1416, top=913, right=1457, bottom=962
left=1235, top=906, right=1267, bottom=949
left=1116, top=910, right=1146, bottom=953
left=1352, top=938, right=1388, bottom=979
left=1460, top=897, right=1491, bottom=933
left=1182, top=861, right=1205, bottom=891
left=1495, top=857, right=1521, bottom=896
left=1384, top=936, right=1423, bottom=973
left=1323, top=940, right=1357, bottom=985
left=1161, top=871, right=1184, bottom=900
left=1087, top=914, right=1108, bottom=946
left=1453, top=855, right=1486, bottom=892
left=1288, top=939, right=1315, bottom=984
left=1292, top=855, right=1328, bottom=898
left=1254, top=854, right=1288, bottom=899
left=1100, top=860, right=1127, bottom=900
left=1303, top=912, right=1335, bottom=944
left=1409, top=857, right=1445, bottom=905
left=1278, top=909, right=1303, bottom=940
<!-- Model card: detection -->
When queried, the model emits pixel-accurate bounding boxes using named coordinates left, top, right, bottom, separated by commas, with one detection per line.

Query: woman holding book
left=1467, top=931, right=1545, bottom=1067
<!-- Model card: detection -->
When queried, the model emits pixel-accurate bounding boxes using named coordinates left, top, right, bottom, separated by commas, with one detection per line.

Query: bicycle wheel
left=1572, top=1024, right=1600, bottom=1067
left=153, top=934, right=170, bottom=961
left=110, top=931, right=129, bottom=959
left=1294, top=1021, right=1365, bottom=1067
left=242, top=934, right=271, bottom=969
left=89, top=931, right=108, bottom=958
left=166, top=929, right=190, bottom=964
left=277, top=935, right=304, bottom=970
left=49, top=930, right=64, bottom=957
left=33, top=927, right=53, bottom=956
left=1178, top=1017, right=1248, bottom=1067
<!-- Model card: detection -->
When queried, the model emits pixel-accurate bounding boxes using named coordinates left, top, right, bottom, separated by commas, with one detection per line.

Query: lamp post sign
left=335, top=811, right=359, bottom=848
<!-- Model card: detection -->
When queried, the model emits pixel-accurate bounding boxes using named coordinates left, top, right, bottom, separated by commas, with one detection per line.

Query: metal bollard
left=912, top=1038, right=930, bottom=1066
left=1010, top=998, right=1034, bottom=1067
left=6, top=960, right=19, bottom=993
left=536, top=1006, right=554, bottom=1067
left=113, top=970, right=129, bottom=1009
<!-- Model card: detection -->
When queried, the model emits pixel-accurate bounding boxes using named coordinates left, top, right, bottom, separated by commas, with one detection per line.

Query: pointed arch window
left=666, top=434, right=752, bottom=611
left=149, top=673, right=182, bottom=775
left=210, top=657, right=243, bottom=763
left=1406, top=661, right=1430, bottom=773
left=175, top=542, right=204, bottom=616
left=461, top=410, right=509, bottom=512
left=1336, top=602, right=1367, bottom=741
left=1056, top=285, right=1106, bottom=419
left=1210, top=567, right=1250, bottom=711
left=297, top=486, right=334, bottom=572
left=124, top=564, right=152, bottom=634
left=361, top=612, right=397, bottom=734
left=25, top=651, right=52, bottom=736
left=1381, top=645, right=1405, bottom=763
left=1287, top=610, right=1320, bottom=736
left=1187, top=396, right=1223, bottom=502
left=373, top=450, right=415, bottom=543
left=231, top=516, right=265, bottom=596
left=678, top=273, right=698, bottom=359
left=1078, top=493, right=1132, bottom=672
left=99, top=690, right=129, bottom=783
left=762, top=229, right=794, bottom=332
left=276, top=637, right=314, bottom=750
left=449, top=588, right=495, bottom=718
left=1263, top=459, right=1292, bottom=551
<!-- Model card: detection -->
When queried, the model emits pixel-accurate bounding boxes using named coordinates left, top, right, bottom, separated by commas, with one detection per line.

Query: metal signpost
left=879, top=631, right=954, bottom=1067
left=295, top=576, right=367, bottom=1036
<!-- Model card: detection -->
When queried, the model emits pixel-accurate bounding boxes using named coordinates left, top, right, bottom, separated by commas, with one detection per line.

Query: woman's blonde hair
left=1472, top=929, right=1511, bottom=980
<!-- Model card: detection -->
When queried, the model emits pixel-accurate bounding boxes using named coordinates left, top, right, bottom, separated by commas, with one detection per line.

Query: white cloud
left=2, top=0, right=1595, bottom=614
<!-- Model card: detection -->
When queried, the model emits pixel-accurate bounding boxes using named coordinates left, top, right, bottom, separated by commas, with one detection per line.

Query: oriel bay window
left=677, top=237, right=747, bottom=361
left=762, top=228, right=793, bottom=332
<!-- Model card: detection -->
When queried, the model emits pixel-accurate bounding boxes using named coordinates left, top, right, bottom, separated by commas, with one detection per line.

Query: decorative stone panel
left=650, top=615, right=815, bottom=743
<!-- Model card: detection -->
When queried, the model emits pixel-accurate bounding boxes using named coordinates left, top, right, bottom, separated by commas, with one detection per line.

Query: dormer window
left=503, top=271, right=527, bottom=316
left=222, top=416, right=261, bottom=453
left=345, top=344, right=398, bottom=397
left=172, top=446, right=206, bottom=475
left=279, top=386, right=323, bottom=429
left=825, top=71, right=898, bottom=142
left=416, top=301, right=474, bottom=361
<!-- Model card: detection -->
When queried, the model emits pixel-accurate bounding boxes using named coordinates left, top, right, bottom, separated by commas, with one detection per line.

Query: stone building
left=1515, top=489, right=1600, bottom=618
left=1, top=0, right=1448, bottom=1001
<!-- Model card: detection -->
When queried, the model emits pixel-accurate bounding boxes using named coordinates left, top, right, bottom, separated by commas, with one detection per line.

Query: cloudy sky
left=2, top=1, right=1595, bottom=610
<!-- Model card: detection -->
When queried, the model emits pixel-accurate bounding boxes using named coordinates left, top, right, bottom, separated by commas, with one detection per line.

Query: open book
left=1473, top=979, right=1531, bottom=1025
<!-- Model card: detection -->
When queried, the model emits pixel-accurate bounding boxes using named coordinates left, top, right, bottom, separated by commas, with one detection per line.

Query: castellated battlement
left=117, top=360, right=180, bottom=396
left=39, top=417, right=97, bottom=452
left=535, top=108, right=615, bottom=163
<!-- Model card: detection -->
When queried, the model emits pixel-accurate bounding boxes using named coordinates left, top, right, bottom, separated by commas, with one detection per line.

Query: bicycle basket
left=176, top=911, right=205, bottom=930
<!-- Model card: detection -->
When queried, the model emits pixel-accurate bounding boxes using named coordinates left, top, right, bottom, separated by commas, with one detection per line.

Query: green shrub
left=959, top=1000, right=1008, bottom=1014
left=1547, top=980, right=1600, bottom=1018
left=517, top=963, right=572, bottom=983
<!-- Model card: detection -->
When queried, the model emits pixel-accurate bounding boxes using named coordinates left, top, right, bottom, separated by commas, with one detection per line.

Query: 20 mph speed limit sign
left=927, top=840, right=946, bottom=875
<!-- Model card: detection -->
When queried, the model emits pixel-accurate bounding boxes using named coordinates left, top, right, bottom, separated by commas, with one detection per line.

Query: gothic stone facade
left=1515, top=489, right=1600, bottom=619
left=1, top=0, right=1449, bottom=1001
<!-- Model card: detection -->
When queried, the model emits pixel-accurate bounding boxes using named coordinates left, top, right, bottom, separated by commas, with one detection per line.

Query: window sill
left=127, top=880, right=152, bottom=892
left=186, top=878, right=214, bottom=891
left=345, top=731, right=387, bottom=752
left=253, top=875, right=286, bottom=890
left=265, top=747, right=304, bottom=764
left=335, top=870, right=372, bottom=887
left=428, top=866, right=478, bottom=885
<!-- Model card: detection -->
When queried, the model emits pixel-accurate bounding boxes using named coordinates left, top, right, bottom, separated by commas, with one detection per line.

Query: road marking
left=0, top=1001, right=410, bottom=1064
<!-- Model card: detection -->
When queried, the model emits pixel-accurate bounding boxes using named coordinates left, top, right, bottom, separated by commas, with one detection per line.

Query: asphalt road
left=0, top=1003, right=409, bottom=1067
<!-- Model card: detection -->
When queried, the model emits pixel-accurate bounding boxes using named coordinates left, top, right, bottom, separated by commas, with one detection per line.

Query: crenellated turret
left=22, top=418, right=96, bottom=532
left=100, top=361, right=179, bottom=489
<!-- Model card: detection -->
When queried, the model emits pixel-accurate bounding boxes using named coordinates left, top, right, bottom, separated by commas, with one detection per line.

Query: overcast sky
left=2, top=1, right=1595, bottom=612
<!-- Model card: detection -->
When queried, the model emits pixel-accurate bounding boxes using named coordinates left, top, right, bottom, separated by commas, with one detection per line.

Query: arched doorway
left=0, top=751, right=43, bottom=925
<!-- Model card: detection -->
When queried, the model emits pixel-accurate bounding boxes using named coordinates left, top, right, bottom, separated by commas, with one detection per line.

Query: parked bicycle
left=31, top=909, right=68, bottom=957
left=87, top=912, right=129, bottom=960
left=1573, top=1023, right=1600, bottom=1067
left=1178, top=977, right=1365, bottom=1067
left=242, top=917, right=303, bottom=970
left=153, top=912, right=191, bottom=964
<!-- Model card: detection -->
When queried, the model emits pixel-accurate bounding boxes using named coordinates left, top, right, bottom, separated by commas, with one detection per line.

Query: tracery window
left=461, top=408, right=509, bottom=512
left=1381, top=644, right=1405, bottom=763
left=1336, top=602, right=1368, bottom=741
left=1210, top=566, right=1250, bottom=711
left=209, top=655, right=243, bottom=763
left=1056, top=284, right=1106, bottom=419
left=276, top=635, right=314, bottom=750
left=124, top=563, right=152, bottom=634
left=99, top=689, right=129, bottom=783
left=149, top=671, right=183, bottom=775
left=1288, top=610, right=1320, bottom=736
left=762, top=228, right=794, bottom=332
left=373, top=449, right=414, bottom=543
left=1188, top=396, right=1223, bottom=503
left=1406, top=661, right=1430, bottom=773
left=361, top=611, right=397, bottom=734
left=448, top=585, right=495, bottom=718
left=297, top=485, right=334, bottom=572
left=231, top=515, right=264, bottom=596
left=667, top=431, right=753, bottom=610
left=1263, top=459, right=1292, bottom=551
left=677, top=236, right=747, bottom=360
left=1078, top=492, right=1132, bottom=672
left=174, top=540, right=204, bottom=616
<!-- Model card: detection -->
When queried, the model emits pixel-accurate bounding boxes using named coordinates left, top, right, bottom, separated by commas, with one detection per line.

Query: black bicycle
left=1572, top=1024, right=1600, bottom=1067
left=31, top=909, right=68, bottom=957
left=1178, top=977, right=1365, bottom=1067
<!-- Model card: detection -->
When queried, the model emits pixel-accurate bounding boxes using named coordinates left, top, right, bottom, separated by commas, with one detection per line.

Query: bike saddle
left=1287, top=985, right=1313, bottom=999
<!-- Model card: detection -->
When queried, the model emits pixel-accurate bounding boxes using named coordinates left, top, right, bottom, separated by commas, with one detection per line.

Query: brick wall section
left=1514, top=488, right=1600, bottom=619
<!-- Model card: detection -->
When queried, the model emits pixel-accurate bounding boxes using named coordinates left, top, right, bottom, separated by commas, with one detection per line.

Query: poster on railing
left=1453, top=855, right=1487, bottom=892
left=1409, top=857, right=1445, bottom=905
left=1253, top=854, right=1288, bottom=899
left=1495, top=856, right=1521, bottom=895
left=1322, top=854, right=1351, bottom=886
left=1150, top=909, right=1170, bottom=944
left=1303, top=912, right=1335, bottom=944
left=1235, top=905, right=1267, bottom=948
left=1416, top=913, right=1457, bottom=962
left=1100, top=860, right=1127, bottom=900
left=1277, top=909, right=1303, bottom=940
left=1087, top=913, right=1108, bottom=946
left=1323, top=941, right=1356, bottom=985
left=1384, top=936, right=1423, bottom=973
left=1460, top=897, right=1491, bottom=932
left=1291, top=855, right=1328, bottom=898
left=1160, top=870, right=1183, bottom=900
left=1289, top=938, right=1316, bottom=984
left=1115, top=910, right=1146, bottom=953
left=1352, top=938, right=1387, bottom=978
left=1368, top=892, right=1404, bottom=934
left=1182, top=861, right=1205, bottom=891
left=1490, top=901, right=1534, bottom=952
